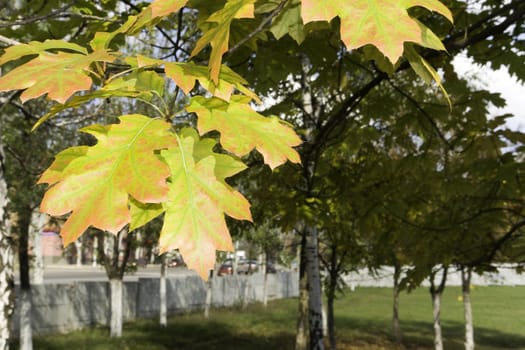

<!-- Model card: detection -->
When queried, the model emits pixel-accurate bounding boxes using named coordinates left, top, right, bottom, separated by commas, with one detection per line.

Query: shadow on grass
left=336, top=316, right=525, bottom=350
left=26, top=318, right=295, bottom=350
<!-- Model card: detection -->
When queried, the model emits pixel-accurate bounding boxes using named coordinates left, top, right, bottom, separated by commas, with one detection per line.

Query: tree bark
left=98, top=228, right=134, bottom=337
left=392, top=263, right=402, bottom=343
left=296, top=232, right=309, bottom=350
left=305, top=225, right=324, bottom=350
left=75, top=240, right=83, bottom=266
left=429, top=266, right=448, bottom=350
left=109, top=278, right=123, bottom=338
left=326, top=243, right=338, bottom=350
left=0, top=142, right=14, bottom=350
left=262, top=252, right=268, bottom=307
left=30, top=210, right=46, bottom=285
left=18, top=288, right=32, bottom=350
left=17, top=205, right=33, bottom=350
left=160, top=253, right=167, bottom=327
left=461, top=266, right=474, bottom=350
left=204, top=269, right=213, bottom=318
left=92, top=234, right=98, bottom=267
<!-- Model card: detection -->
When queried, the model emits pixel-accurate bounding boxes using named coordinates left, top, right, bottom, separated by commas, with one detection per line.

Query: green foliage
left=2, top=0, right=524, bottom=284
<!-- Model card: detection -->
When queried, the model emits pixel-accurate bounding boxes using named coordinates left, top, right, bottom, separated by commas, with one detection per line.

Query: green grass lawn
left=18, top=286, right=525, bottom=350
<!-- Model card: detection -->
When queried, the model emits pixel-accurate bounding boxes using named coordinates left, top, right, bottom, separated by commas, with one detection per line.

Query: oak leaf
left=300, top=0, right=452, bottom=64
left=137, top=56, right=259, bottom=102
left=158, top=129, right=251, bottom=279
left=0, top=46, right=115, bottom=103
left=187, top=96, right=302, bottom=169
left=38, top=115, right=177, bottom=245
left=90, top=0, right=188, bottom=50
left=191, top=0, right=255, bottom=83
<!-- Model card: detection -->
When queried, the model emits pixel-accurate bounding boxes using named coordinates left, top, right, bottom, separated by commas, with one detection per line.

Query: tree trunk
left=75, top=240, right=82, bottom=266
left=18, top=288, right=32, bottom=350
left=134, top=231, right=142, bottom=262
left=429, top=266, right=448, bottom=350
left=98, top=228, right=134, bottom=338
left=431, top=291, right=443, bottom=350
left=92, top=234, right=98, bottom=267
left=326, top=243, right=338, bottom=350
left=17, top=206, right=33, bottom=350
left=0, top=142, right=14, bottom=350
left=461, top=266, right=474, bottom=350
left=30, top=210, right=46, bottom=285
left=160, top=253, right=167, bottom=327
left=109, top=278, right=123, bottom=338
left=296, top=231, right=309, bottom=350
left=262, top=252, right=268, bottom=307
left=305, top=225, right=324, bottom=350
left=326, top=273, right=337, bottom=350
left=204, top=270, right=213, bottom=318
left=392, top=263, right=402, bottom=343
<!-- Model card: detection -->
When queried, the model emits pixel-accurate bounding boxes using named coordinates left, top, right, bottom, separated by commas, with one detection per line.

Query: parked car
left=218, top=261, right=233, bottom=276
left=167, top=256, right=186, bottom=268
left=266, top=261, right=277, bottom=274
left=237, top=259, right=259, bottom=274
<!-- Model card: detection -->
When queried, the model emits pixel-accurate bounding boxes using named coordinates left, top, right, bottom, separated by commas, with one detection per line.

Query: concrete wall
left=11, top=272, right=298, bottom=335
left=342, top=265, right=525, bottom=288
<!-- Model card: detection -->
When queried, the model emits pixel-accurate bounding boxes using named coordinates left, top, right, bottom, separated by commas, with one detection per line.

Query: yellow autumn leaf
left=300, top=0, right=452, bottom=64
left=38, top=115, right=177, bottom=245
left=191, top=0, right=255, bottom=83
left=158, top=129, right=251, bottom=279
left=187, top=96, right=302, bottom=169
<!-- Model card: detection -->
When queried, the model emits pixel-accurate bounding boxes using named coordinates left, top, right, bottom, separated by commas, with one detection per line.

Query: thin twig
left=227, top=0, right=289, bottom=56
left=0, top=34, right=21, bottom=46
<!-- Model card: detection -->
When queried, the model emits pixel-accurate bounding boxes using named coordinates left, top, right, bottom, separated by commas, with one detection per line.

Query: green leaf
left=187, top=95, right=302, bottom=169
left=270, top=0, right=305, bottom=43
left=158, top=128, right=252, bottom=279
left=38, top=115, right=177, bottom=245
left=137, top=56, right=260, bottom=102
left=90, top=0, right=188, bottom=50
left=404, top=44, right=450, bottom=107
left=129, top=198, right=163, bottom=231
left=32, top=70, right=165, bottom=129
left=190, top=0, right=255, bottom=83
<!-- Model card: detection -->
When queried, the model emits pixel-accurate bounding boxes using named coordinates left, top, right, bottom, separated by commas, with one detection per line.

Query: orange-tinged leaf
left=38, top=115, right=177, bottom=245
left=137, top=56, right=260, bottom=102
left=187, top=96, right=302, bottom=169
left=0, top=49, right=115, bottom=103
left=158, top=129, right=251, bottom=279
left=300, top=0, right=452, bottom=64
left=191, top=0, right=255, bottom=83
left=0, top=39, right=87, bottom=65
left=149, top=0, right=188, bottom=18
left=90, top=0, right=187, bottom=50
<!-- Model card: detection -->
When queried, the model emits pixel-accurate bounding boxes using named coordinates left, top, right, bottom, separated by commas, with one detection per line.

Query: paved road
left=15, top=264, right=197, bottom=284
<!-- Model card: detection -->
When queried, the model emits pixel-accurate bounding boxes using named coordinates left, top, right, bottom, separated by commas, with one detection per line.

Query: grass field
left=18, top=286, right=525, bottom=350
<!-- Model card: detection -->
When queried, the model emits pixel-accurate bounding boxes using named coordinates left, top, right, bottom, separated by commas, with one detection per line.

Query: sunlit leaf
left=38, top=115, right=177, bottom=245
left=0, top=47, right=115, bottom=103
left=300, top=0, right=452, bottom=64
left=137, top=56, right=260, bottom=102
left=191, top=0, right=255, bottom=83
left=187, top=95, right=301, bottom=169
left=158, top=128, right=251, bottom=279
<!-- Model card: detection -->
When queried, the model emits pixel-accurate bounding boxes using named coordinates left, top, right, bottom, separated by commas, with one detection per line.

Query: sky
left=453, top=54, right=525, bottom=132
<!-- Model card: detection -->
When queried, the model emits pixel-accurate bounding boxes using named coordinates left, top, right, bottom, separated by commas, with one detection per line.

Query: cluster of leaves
left=0, top=0, right=452, bottom=278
